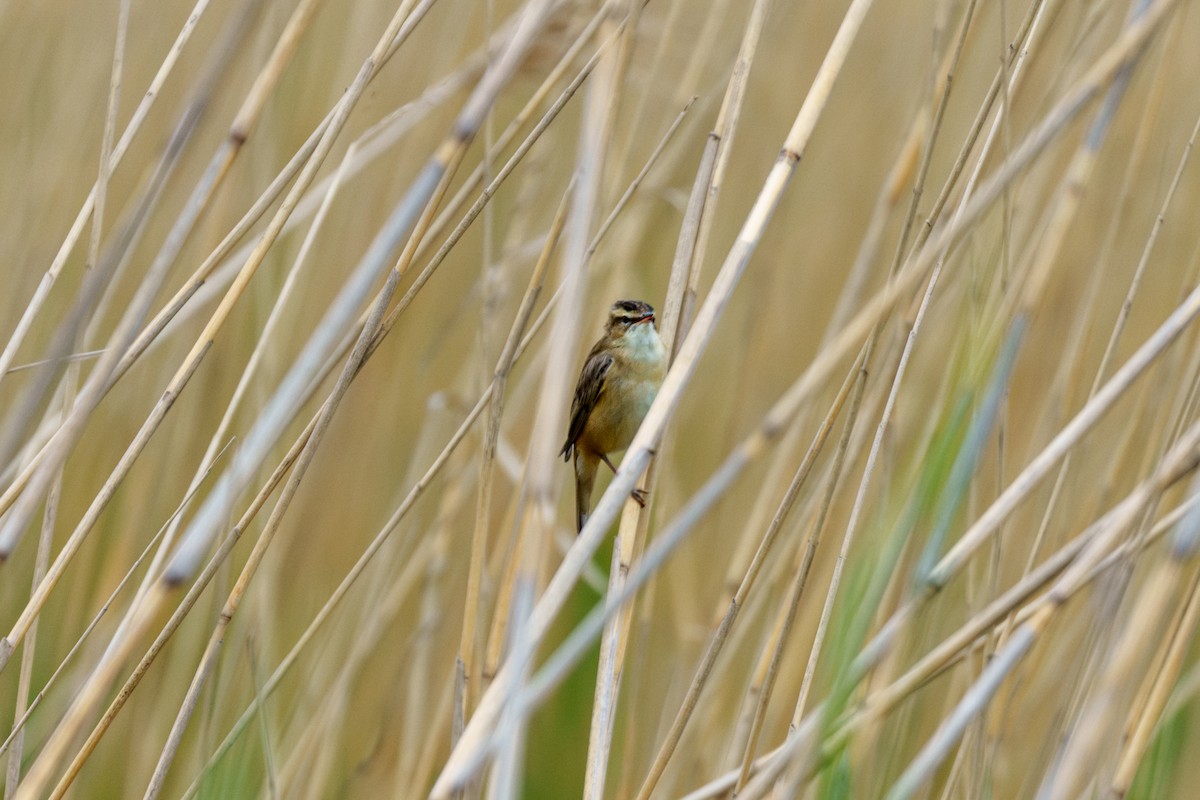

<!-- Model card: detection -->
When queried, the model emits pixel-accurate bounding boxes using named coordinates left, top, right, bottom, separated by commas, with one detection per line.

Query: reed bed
left=2, top=0, right=1200, bottom=797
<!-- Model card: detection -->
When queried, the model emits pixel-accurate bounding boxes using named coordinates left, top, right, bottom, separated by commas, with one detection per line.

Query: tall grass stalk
left=5, top=0, right=1200, bottom=796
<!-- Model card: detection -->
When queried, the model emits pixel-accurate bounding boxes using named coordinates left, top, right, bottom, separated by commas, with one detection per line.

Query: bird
left=560, top=299, right=667, bottom=532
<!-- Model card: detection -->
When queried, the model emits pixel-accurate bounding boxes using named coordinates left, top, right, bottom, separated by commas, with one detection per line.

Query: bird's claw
left=630, top=488, right=648, bottom=507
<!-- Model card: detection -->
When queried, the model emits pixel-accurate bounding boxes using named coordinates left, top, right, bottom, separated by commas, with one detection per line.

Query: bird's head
left=605, top=299, right=656, bottom=338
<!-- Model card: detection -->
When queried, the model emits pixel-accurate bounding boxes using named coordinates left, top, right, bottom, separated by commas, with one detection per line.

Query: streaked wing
left=561, top=350, right=613, bottom=459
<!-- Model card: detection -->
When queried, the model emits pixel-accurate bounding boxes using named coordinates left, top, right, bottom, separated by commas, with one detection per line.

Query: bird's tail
left=573, top=453, right=597, bottom=533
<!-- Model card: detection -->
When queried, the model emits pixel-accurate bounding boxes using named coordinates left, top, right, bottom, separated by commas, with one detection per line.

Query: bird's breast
left=581, top=351, right=664, bottom=455
left=577, top=325, right=666, bottom=457
left=584, top=375, right=659, bottom=455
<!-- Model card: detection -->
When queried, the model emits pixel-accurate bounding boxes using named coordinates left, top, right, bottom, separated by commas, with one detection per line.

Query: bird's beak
left=635, top=311, right=655, bottom=325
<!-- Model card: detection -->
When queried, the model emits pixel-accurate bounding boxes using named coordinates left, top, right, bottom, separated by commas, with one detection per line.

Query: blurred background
left=2, top=0, right=1200, bottom=797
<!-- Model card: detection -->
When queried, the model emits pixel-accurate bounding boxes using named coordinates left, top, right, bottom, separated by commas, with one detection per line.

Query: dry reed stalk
left=148, top=7, right=577, bottom=361
left=821, top=488, right=1200, bottom=762
left=457, top=178, right=571, bottom=744
left=433, top=0, right=880, bottom=793
left=717, top=18, right=1197, bottom=760
left=1, top=0, right=310, bottom=524
left=126, top=56, right=476, bottom=376
left=172, top=50, right=677, bottom=793
left=1017, top=22, right=1180, bottom=587
left=14, top=583, right=172, bottom=800
left=0, top=0, right=217, bottom=382
left=109, top=9, right=629, bottom=686
left=5, top=6, right=566, bottom=791
left=286, top=472, right=467, bottom=798
left=146, top=5, right=557, bottom=789
left=461, top=26, right=692, bottom=756
left=3, top=0, right=131, bottom=789
left=143, top=0, right=559, bottom=345
left=146, top=147, right=468, bottom=793
left=31, top=430, right=323, bottom=798
left=37, top=408, right=317, bottom=798
left=163, top=0, right=453, bottom=582
left=477, top=130, right=688, bottom=695
left=0, top=0, right=327, bottom=669
left=733, top=712, right=824, bottom=800
left=561, top=94, right=697, bottom=800
left=0, top=0, right=398, bottom=564
left=792, top=0, right=982, bottom=727
left=980, top=66, right=1200, bottom=775
left=863, top=440, right=1189, bottom=777
left=5, top=0, right=1200, bottom=796
left=174, top=430, right=445, bottom=790
left=507, top=4, right=1186, bottom=795
left=488, top=6, right=623, bottom=790
left=178, top=122, right=672, bottom=797
left=371, top=11, right=627, bottom=367
left=926, top=0, right=1185, bottom=591
left=715, top=50, right=925, bottom=613
left=731, top=354, right=866, bottom=792
left=583, top=2, right=765, bottom=793
left=771, top=51, right=980, bottom=768
left=0, top=437, right=233, bottom=763
left=1109, top=557, right=1200, bottom=797
left=680, top=0, right=782, bottom=596
left=1091, top=89, right=1199, bottom=401
left=1, top=426, right=60, bottom=799
left=0, top=0, right=263, bottom=555
left=138, top=137, right=357, bottom=607
left=1039, top=495, right=1200, bottom=797
left=410, top=5, right=608, bottom=276
left=605, top=0, right=692, bottom=187
left=900, top=0, right=1053, bottom=277
left=885, top=410, right=1200, bottom=799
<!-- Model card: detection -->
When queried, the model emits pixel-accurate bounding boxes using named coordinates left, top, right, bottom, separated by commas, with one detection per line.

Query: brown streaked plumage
left=561, top=299, right=666, bottom=532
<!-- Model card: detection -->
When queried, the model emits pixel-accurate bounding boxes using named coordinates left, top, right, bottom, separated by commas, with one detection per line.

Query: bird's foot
left=630, top=488, right=648, bottom=507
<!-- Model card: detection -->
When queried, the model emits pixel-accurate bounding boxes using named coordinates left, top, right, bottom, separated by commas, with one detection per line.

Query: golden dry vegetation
left=2, top=0, right=1200, bottom=798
